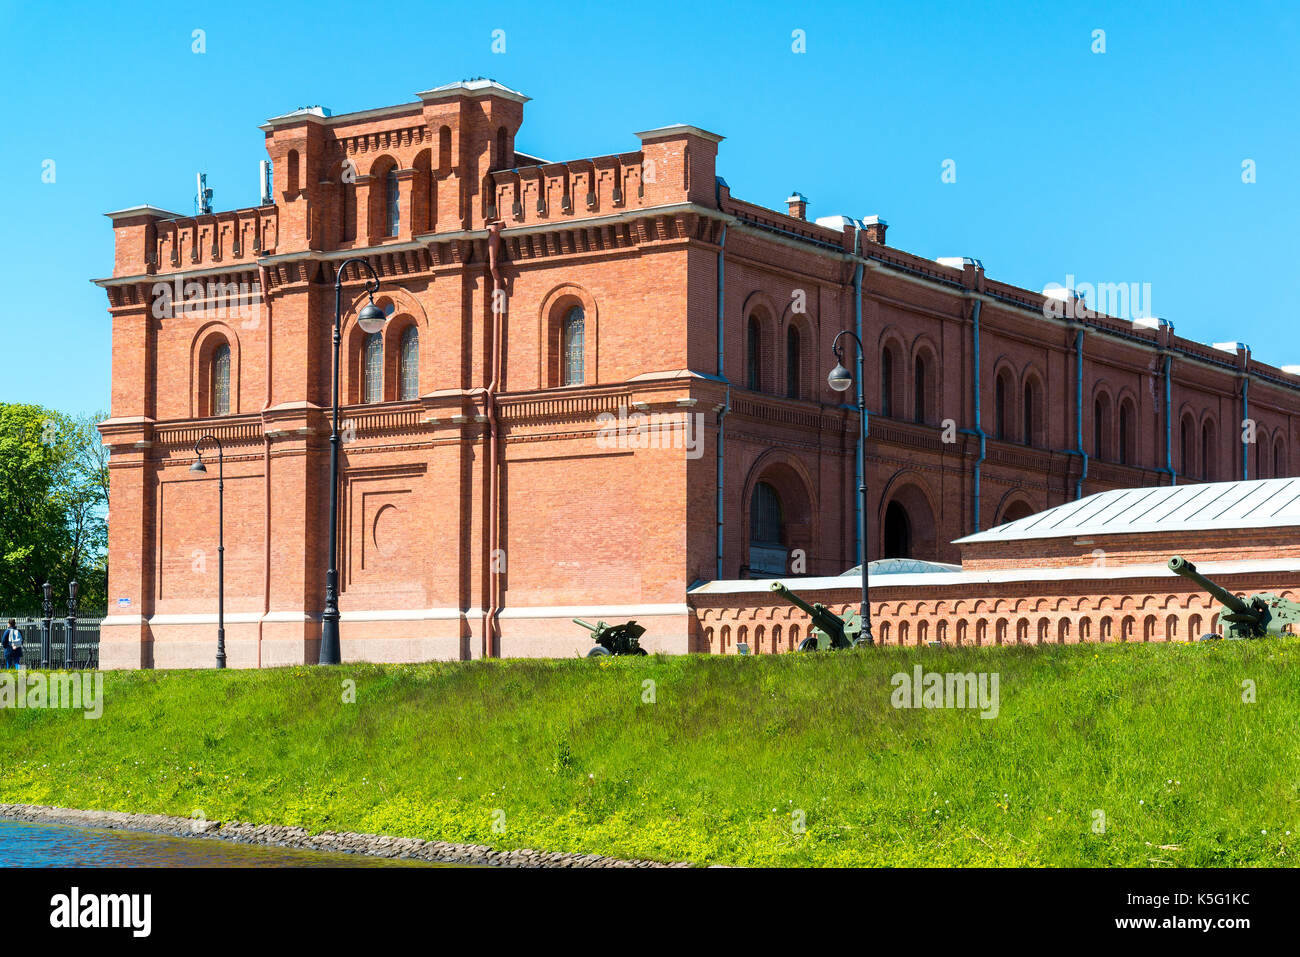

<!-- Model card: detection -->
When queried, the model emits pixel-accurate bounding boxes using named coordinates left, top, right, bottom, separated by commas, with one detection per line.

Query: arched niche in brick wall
left=538, top=283, right=599, bottom=388
left=190, top=320, right=241, bottom=418
left=741, top=448, right=816, bottom=578
left=878, top=470, right=938, bottom=560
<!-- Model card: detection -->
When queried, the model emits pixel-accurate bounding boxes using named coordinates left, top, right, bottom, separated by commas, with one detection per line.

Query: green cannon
left=575, top=618, right=647, bottom=657
left=768, top=581, right=864, bottom=651
left=1167, top=555, right=1300, bottom=640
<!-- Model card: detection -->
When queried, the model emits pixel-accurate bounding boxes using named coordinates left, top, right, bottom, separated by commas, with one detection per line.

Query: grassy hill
left=2, top=638, right=1298, bottom=866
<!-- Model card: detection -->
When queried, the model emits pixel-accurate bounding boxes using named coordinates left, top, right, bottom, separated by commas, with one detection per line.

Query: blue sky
left=2, top=0, right=1296, bottom=418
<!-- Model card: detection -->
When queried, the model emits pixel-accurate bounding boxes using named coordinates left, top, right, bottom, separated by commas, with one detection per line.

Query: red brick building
left=96, top=79, right=1300, bottom=667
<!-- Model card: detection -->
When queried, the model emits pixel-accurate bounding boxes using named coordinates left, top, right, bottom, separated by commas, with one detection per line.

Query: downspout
left=485, top=222, right=505, bottom=657
left=1074, top=327, right=1088, bottom=499
left=852, top=227, right=865, bottom=562
left=970, top=298, right=986, bottom=531
left=257, top=264, right=273, bottom=670
left=1161, top=353, right=1176, bottom=486
left=1242, top=371, right=1250, bottom=480
left=715, top=224, right=728, bottom=580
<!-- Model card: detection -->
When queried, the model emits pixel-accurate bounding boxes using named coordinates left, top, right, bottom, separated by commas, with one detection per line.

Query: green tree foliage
left=0, top=404, right=108, bottom=611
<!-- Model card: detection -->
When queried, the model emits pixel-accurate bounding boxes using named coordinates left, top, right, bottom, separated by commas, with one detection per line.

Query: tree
left=0, top=404, right=108, bottom=611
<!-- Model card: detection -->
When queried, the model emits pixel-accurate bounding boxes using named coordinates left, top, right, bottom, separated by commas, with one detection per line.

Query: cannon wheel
left=632, top=647, right=648, bottom=656
left=586, top=645, right=612, bottom=657
left=798, top=636, right=821, bottom=652
left=1196, top=633, right=1221, bottom=642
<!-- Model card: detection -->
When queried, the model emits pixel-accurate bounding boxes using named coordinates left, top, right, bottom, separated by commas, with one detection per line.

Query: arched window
left=495, top=126, right=509, bottom=170
left=363, top=332, right=383, bottom=403
left=1181, top=415, right=1194, bottom=476
left=748, top=481, right=785, bottom=576
left=1276, top=439, right=1286, bottom=478
left=438, top=126, right=452, bottom=173
left=211, top=343, right=231, bottom=416
left=562, top=306, right=584, bottom=386
left=883, top=501, right=911, bottom=558
left=1119, top=401, right=1134, bottom=465
left=785, top=325, right=800, bottom=399
left=341, top=166, right=357, bottom=242
left=1201, top=421, right=1215, bottom=481
left=1256, top=431, right=1265, bottom=479
left=747, top=317, right=762, bottom=391
left=994, top=373, right=1009, bottom=440
left=385, top=167, right=400, bottom=237
left=398, top=326, right=419, bottom=400
left=913, top=354, right=927, bottom=424
left=1022, top=379, right=1037, bottom=446
left=1093, top=395, right=1110, bottom=460
left=880, top=348, right=893, bottom=416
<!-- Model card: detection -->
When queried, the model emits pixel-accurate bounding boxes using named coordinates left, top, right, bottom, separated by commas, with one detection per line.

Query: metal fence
left=0, top=612, right=103, bottom=670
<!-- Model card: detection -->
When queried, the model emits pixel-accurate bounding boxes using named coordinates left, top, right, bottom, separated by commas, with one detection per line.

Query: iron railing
left=0, top=613, right=103, bottom=670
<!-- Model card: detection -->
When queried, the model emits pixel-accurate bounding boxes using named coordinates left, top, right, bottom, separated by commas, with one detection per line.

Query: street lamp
left=191, top=434, right=226, bottom=668
left=321, top=258, right=388, bottom=666
left=41, top=581, right=53, bottom=669
left=827, top=329, right=874, bottom=645
left=66, top=580, right=79, bottom=669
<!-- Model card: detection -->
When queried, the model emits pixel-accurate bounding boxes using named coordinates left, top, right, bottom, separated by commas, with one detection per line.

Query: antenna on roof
left=259, top=160, right=272, bottom=206
left=195, top=173, right=214, bottom=215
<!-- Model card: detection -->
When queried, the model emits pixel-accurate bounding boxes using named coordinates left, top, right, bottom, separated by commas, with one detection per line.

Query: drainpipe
left=715, top=224, right=728, bottom=580
left=1242, top=371, right=1250, bottom=480
left=852, top=228, right=865, bottom=564
left=970, top=298, right=986, bottom=531
left=484, top=222, right=505, bottom=657
left=1161, top=353, right=1176, bottom=486
left=1074, top=327, right=1088, bottom=500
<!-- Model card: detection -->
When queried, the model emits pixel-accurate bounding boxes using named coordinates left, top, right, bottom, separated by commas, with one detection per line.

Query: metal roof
left=955, top=478, right=1300, bottom=545
left=842, top=558, right=963, bottom=576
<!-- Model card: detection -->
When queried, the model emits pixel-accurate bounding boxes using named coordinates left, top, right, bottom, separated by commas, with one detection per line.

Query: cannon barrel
left=769, top=581, right=846, bottom=637
left=1167, top=556, right=1256, bottom=619
left=572, top=618, right=598, bottom=633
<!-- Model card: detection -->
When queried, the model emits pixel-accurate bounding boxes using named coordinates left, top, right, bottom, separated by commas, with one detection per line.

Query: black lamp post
left=41, top=581, right=53, bottom=669
left=66, top=580, right=79, bottom=669
left=828, top=329, right=874, bottom=645
left=320, top=258, right=389, bottom=666
left=191, top=434, right=226, bottom=668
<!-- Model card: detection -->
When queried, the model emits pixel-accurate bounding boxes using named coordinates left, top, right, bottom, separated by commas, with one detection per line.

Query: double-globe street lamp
left=66, top=580, right=79, bottom=668
left=41, top=581, right=53, bottom=668
left=190, top=433, right=226, bottom=668
left=320, top=258, right=389, bottom=666
left=827, top=329, right=875, bottom=645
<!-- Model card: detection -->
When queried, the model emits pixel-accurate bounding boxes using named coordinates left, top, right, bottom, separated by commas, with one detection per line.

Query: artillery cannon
left=1167, top=555, right=1300, bottom=640
left=769, top=581, right=864, bottom=651
left=575, top=618, right=647, bottom=657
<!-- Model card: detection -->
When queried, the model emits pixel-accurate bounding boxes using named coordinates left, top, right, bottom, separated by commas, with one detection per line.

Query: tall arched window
left=1093, top=396, right=1110, bottom=460
left=1022, top=380, right=1035, bottom=445
left=995, top=374, right=1009, bottom=440
left=1202, top=421, right=1215, bottom=481
left=1276, top=439, right=1286, bottom=478
left=212, top=343, right=231, bottom=416
left=1181, top=415, right=1194, bottom=476
left=1119, top=401, right=1134, bottom=465
left=747, top=317, right=762, bottom=391
left=363, top=332, right=383, bottom=403
left=748, top=481, right=785, bottom=576
left=398, top=326, right=419, bottom=400
left=562, top=306, right=584, bottom=386
left=1256, top=431, right=1265, bottom=479
left=385, top=167, right=400, bottom=237
left=880, top=348, right=893, bottom=416
left=785, top=326, right=800, bottom=398
left=913, top=355, right=927, bottom=424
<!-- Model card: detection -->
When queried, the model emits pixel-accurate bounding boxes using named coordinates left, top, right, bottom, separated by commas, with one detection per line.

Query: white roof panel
left=955, top=478, right=1300, bottom=544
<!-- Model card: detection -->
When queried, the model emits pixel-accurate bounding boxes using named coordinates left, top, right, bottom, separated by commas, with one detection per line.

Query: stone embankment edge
left=0, top=803, right=702, bottom=868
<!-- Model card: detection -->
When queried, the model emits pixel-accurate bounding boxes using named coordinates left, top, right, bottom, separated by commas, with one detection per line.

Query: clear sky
left=2, top=0, right=1296, bottom=419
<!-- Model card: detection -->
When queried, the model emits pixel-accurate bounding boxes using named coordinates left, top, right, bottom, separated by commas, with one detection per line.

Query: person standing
left=2, top=619, right=22, bottom=669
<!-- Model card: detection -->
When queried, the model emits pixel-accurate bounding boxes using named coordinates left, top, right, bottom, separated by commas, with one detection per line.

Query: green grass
left=2, top=639, right=1298, bottom=866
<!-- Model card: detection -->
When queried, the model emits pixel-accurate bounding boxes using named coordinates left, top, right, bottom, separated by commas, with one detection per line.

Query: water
left=0, top=819, right=436, bottom=867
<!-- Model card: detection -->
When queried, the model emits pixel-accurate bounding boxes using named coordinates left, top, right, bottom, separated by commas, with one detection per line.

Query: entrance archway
left=883, top=501, right=911, bottom=558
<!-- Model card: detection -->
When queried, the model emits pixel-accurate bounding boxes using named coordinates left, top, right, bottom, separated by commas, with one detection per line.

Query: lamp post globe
left=357, top=299, right=388, bottom=334
left=827, top=362, right=853, bottom=393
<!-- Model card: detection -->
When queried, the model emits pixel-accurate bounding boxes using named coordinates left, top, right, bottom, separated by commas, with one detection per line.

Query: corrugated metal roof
left=955, top=478, right=1300, bottom=544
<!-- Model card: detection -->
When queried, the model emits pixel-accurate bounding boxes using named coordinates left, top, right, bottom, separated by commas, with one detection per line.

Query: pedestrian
left=2, top=619, right=22, bottom=669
